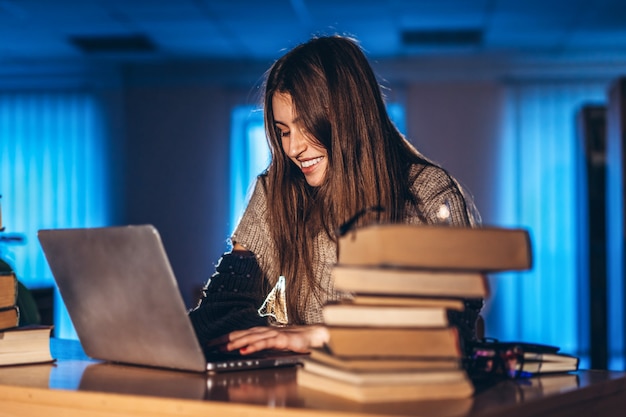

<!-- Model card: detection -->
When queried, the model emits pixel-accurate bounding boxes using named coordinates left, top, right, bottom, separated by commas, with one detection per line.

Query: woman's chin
left=304, top=174, right=325, bottom=187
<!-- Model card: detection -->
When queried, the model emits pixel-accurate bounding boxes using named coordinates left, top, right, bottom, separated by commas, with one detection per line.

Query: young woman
left=189, top=35, right=481, bottom=356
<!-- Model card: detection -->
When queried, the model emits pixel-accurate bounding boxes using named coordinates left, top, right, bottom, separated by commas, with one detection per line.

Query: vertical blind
left=0, top=92, right=109, bottom=339
left=486, top=81, right=609, bottom=368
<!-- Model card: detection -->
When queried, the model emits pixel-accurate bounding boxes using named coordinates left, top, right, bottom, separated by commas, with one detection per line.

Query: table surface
left=0, top=338, right=624, bottom=417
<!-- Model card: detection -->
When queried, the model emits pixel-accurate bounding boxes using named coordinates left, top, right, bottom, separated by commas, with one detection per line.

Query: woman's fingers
left=205, top=326, right=272, bottom=348
left=239, top=330, right=307, bottom=354
left=226, top=328, right=281, bottom=351
left=206, top=325, right=330, bottom=354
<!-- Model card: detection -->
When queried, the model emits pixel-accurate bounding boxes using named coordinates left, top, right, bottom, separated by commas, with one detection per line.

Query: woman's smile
left=273, top=93, right=329, bottom=187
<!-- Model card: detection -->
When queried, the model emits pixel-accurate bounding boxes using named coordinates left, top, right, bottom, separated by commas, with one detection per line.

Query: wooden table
left=0, top=339, right=624, bottom=417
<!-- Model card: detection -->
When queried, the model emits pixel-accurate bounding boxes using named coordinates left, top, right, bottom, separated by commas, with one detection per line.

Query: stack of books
left=0, top=261, right=53, bottom=366
left=0, top=267, right=19, bottom=331
left=297, top=224, right=533, bottom=403
left=1, top=200, right=21, bottom=332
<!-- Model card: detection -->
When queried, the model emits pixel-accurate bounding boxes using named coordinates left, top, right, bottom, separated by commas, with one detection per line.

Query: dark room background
left=1, top=0, right=626, bottom=371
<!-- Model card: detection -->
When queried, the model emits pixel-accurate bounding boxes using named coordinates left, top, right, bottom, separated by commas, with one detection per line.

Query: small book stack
left=0, top=202, right=19, bottom=332
left=0, top=266, right=20, bottom=332
left=468, top=339, right=580, bottom=378
left=297, top=224, right=533, bottom=403
left=0, top=260, right=53, bottom=366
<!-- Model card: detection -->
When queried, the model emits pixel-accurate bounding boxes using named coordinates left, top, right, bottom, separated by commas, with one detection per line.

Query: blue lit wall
left=0, top=92, right=110, bottom=339
left=487, top=81, right=610, bottom=369
left=229, top=106, right=270, bottom=229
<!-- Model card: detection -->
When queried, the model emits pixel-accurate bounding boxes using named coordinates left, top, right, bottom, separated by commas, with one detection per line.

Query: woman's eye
left=279, top=130, right=290, bottom=138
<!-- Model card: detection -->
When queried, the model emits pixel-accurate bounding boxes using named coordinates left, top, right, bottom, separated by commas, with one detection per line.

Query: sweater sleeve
left=231, top=177, right=281, bottom=289
left=188, top=251, right=268, bottom=355
left=410, top=164, right=475, bottom=227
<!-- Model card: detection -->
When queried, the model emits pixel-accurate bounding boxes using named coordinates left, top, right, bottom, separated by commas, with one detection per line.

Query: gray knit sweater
left=231, top=163, right=477, bottom=324
left=189, top=163, right=482, bottom=352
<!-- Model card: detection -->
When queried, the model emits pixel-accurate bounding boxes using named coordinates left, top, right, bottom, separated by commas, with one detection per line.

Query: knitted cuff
left=188, top=251, right=269, bottom=353
left=204, top=251, right=265, bottom=295
left=189, top=298, right=268, bottom=355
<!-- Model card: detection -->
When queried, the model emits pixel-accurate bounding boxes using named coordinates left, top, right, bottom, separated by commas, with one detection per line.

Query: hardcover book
left=308, top=347, right=461, bottom=372
left=297, top=366, right=474, bottom=403
left=345, top=295, right=465, bottom=310
left=322, top=303, right=450, bottom=328
left=0, top=272, right=17, bottom=309
left=325, top=326, right=462, bottom=358
left=338, top=224, right=532, bottom=272
left=332, top=266, right=489, bottom=298
left=301, top=357, right=468, bottom=385
left=0, top=306, right=19, bottom=332
left=0, top=325, right=54, bottom=366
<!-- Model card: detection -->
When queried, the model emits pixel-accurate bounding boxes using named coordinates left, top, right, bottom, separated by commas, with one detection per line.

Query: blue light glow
left=0, top=92, right=109, bottom=339
left=229, top=106, right=270, bottom=231
left=487, top=82, right=609, bottom=368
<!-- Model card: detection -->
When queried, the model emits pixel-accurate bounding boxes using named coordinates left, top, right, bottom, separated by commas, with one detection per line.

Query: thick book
left=297, top=367, right=474, bottom=403
left=0, top=272, right=17, bottom=309
left=301, top=357, right=469, bottom=385
left=347, top=295, right=465, bottom=310
left=0, top=325, right=54, bottom=366
left=338, top=224, right=532, bottom=272
left=326, top=326, right=462, bottom=358
left=518, top=352, right=580, bottom=375
left=0, top=306, right=19, bottom=331
left=322, top=303, right=449, bottom=328
left=309, top=347, right=461, bottom=372
left=332, top=265, right=489, bottom=298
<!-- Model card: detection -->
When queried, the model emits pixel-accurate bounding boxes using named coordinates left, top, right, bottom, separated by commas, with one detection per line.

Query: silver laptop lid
left=38, top=225, right=207, bottom=372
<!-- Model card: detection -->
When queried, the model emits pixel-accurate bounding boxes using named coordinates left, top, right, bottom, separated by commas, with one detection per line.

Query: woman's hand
left=208, top=325, right=329, bottom=355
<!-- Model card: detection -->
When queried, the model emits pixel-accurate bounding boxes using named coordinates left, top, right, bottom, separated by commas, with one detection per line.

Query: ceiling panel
left=0, top=0, right=626, bottom=64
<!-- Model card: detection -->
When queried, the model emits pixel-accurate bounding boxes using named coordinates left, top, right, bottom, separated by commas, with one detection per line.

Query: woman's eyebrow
left=274, top=116, right=302, bottom=126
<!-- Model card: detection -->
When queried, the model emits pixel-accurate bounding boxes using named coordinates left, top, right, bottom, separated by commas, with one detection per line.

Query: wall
left=121, top=81, right=255, bottom=306
left=406, top=81, right=505, bottom=225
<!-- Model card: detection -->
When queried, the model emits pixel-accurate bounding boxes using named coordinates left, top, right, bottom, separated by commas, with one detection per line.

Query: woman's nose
left=286, top=129, right=307, bottom=158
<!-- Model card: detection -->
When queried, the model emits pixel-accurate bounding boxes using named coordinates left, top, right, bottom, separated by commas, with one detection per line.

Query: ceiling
left=2, top=0, right=626, bottom=66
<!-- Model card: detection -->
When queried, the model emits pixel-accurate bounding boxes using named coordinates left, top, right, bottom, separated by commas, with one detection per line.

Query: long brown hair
left=262, top=35, right=431, bottom=323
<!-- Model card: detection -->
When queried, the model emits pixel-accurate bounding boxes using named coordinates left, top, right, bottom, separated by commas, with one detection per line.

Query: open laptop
left=38, top=225, right=306, bottom=373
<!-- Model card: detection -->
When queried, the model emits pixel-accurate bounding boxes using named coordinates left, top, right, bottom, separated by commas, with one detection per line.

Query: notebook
left=38, top=225, right=306, bottom=373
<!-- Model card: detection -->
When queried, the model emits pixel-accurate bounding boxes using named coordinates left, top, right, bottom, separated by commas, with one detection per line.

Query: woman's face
left=272, top=92, right=328, bottom=187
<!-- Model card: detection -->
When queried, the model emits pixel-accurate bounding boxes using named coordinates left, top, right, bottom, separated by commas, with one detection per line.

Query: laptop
left=38, top=225, right=306, bottom=373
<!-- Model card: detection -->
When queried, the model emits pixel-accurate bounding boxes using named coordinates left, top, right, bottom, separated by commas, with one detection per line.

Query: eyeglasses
left=466, top=338, right=562, bottom=380
left=335, top=205, right=385, bottom=236
left=467, top=343, right=529, bottom=380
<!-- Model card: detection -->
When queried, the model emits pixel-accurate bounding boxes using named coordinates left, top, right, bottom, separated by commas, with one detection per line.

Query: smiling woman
left=189, top=35, right=480, bottom=356
left=228, top=103, right=406, bottom=231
